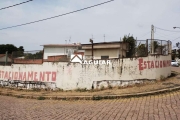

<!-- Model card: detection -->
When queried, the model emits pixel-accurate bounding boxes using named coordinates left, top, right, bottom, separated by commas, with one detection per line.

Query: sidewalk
left=0, top=68, right=180, bottom=100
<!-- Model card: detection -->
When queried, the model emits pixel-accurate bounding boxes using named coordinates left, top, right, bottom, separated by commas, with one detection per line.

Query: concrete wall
left=0, top=55, right=171, bottom=90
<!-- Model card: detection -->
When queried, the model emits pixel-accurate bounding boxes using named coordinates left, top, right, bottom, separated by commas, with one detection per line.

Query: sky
left=0, top=0, right=180, bottom=51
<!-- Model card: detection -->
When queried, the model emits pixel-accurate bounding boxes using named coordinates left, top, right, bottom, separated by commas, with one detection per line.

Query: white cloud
left=0, top=0, right=180, bottom=50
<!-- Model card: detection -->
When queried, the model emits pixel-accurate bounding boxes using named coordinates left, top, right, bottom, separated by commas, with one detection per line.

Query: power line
left=0, top=0, right=33, bottom=10
left=139, top=31, right=151, bottom=38
left=155, top=31, right=179, bottom=37
left=172, top=36, right=180, bottom=41
left=155, top=32, right=169, bottom=39
left=0, top=0, right=114, bottom=30
left=155, top=32, right=180, bottom=42
left=154, top=26, right=180, bottom=32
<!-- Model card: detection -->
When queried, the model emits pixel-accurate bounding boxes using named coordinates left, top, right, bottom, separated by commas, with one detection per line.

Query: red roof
left=0, top=54, right=11, bottom=58
left=0, top=54, right=5, bottom=58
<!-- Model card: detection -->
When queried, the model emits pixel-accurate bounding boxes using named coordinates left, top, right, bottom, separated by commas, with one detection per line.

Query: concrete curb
left=1, top=86, right=180, bottom=100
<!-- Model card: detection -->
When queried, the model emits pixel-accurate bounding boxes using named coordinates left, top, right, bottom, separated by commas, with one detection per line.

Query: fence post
left=146, top=39, right=148, bottom=56
left=161, top=40, right=163, bottom=55
left=5, top=51, right=8, bottom=66
left=11, top=52, right=13, bottom=65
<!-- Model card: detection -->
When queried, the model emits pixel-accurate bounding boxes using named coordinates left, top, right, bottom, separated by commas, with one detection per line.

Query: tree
left=18, top=46, right=24, bottom=52
left=149, top=41, right=159, bottom=53
left=137, top=44, right=147, bottom=57
left=122, top=34, right=136, bottom=57
left=0, top=44, right=18, bottom=54
left=172, top=49, right=176, bottom=60
left=0, top=44, right=25, bottom=54
left=154, top=41, right=159, bottom=51
left=24, top=51, right=43, bottom=59
left=176, top=42, right=180, bottom=49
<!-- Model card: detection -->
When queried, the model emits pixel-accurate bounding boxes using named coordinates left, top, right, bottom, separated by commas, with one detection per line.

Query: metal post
left=11, top=52, right=13, bottom=65
left=5, top=51, right=8, bottom=66
left=151, top=25, right=154, bottom=54
left=161, top=40, right=162, bottom=55
left=42, top=48, right=44, bottom=63
left=146, top=39, right=148, bottom=56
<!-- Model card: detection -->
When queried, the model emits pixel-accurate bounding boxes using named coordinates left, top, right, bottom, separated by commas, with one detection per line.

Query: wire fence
left=127, top=39, right=171, bottom=58
left=147, top=39, right=171, bottom=55
left=135, top=40, right=148, bottom=57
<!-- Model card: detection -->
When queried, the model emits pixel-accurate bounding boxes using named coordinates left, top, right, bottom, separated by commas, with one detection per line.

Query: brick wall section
left=74, top=52, right=84, bottom=56
left=14, top=59, right=43, bottom=64
left=43, top=55, right=69, bottom=62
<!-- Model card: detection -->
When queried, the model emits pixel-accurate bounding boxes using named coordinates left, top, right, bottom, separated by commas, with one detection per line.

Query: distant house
left=81, top=41, right=129, bottom=60
left=0, top=54, right=12, bottom=65
left=41, top=43, right=84, bottom=61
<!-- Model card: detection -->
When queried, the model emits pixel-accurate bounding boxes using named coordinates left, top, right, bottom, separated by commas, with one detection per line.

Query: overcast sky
left=0, top=0, right=180, bottom=51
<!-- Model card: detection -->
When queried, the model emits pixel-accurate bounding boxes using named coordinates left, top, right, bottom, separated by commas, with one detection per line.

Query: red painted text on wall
left=138, top=59, right=171, bottom=70
left=0, top=71, right=56, bottom=82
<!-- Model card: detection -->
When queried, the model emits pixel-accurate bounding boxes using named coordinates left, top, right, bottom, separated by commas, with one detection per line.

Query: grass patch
left=16, top=95, right=24, bottom=98
left=37, top=96, right=46, bottom=100
left=92, top=95, right=102, bottom=100
left=75, top=88, right=87, bottom=92
left=32, top=88, right=41, bottom=92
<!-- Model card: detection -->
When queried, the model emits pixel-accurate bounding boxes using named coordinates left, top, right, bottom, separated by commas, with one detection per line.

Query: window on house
left=101, top=56, right=109, bottom=60
left=85, top=55, right=91, bottom=60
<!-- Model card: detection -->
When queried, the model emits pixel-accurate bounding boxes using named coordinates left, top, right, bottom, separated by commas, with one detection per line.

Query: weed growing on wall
left=75, top=88, right=87, bottom=92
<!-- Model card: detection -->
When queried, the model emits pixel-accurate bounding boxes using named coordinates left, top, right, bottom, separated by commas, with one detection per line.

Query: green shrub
left=75, top=88, right=87, bottom=92
left=37, top=96, right=45, bottom=100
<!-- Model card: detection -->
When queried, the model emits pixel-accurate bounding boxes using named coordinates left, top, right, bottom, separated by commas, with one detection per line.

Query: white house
left=41, top=43, right=83, bottom=60
left=82, top=41, right=129, bottom=60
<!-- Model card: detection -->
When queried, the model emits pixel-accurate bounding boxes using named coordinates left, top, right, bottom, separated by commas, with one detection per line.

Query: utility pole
left=151, top=25, right=154, bottom=54
left=90, top=39, right=93, bottom=61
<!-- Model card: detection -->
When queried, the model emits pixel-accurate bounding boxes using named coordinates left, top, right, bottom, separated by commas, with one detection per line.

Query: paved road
left=0, top=67, right=179, bottom=120
left=1, top=91, right=180, bottom=120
